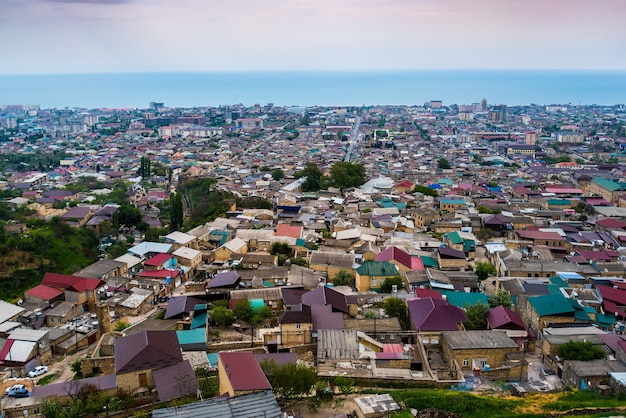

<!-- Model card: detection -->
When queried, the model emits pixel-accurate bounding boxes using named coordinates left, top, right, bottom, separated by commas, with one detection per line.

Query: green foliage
left=106, top=241, right=130, bottom=258
left=474, top=261, right=497, bottom=281
left=271, top=168, right=284, bottom=181
left=290, top=257, right=308, bottom=266
left=116, top=204, right=142, bottom=228
left=154, top=309, right=165, bottom=320
left=542, top=390, right=626, bottom=411
left=114, top=320, right=131, bottom=332
left=559, top=340, right=608, bottom=361
left=412, top=184, right=439, bottom=197
left=195, top=367, right=219, bottom=398
left=437, top=157, right=452, bottom=169
left=334, top=376, right=355, bottom=394
left=477, top=205, right=501, bottom=214
left=179, top=178, right=234, bottom=226
left=295, top=162, right=323, bottom=192
left=234, top=300, right=272, bottom=325
left=170, top=192, right=184, bottom=231
left=380, top=276, right=404, bottom=293
left=464, top=302, right=489, bottom=330
left=69, top=359, right=83, bottom=379
left=383, top=297, right=408, bottom=329
left=139, top=156, right=151, bottom=179
left=332, top=270, right=355, bottom=287
left=209, top=306, right=235, bottom=327
left=328, top=161, right=366, bottom=189
left=260, top=359, right=318, bottom=399
left=37, top=373, right=58, bottom=385
left=488, top=289, right=512, bottom=309
left=236, top=196, right=273, bottom=210
left=270, top=241, right=292, bottom=256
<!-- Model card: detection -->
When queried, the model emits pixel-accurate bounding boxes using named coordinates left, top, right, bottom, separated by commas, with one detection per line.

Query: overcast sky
left=1, top=0, right=625, bottom=74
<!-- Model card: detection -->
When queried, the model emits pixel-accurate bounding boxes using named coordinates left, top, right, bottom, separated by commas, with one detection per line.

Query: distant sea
left=0, top=70, right=624, bottom=109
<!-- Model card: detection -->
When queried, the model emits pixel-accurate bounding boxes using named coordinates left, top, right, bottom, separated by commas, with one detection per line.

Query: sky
left=1, top=0, right=625, bottom=74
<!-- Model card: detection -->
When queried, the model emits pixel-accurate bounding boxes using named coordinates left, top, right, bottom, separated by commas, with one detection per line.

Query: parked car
left=5, top=384, right=26, bottom=395
left=27, top=365, right=48, bottom=378
left=7, top=387, right=29, bottom=398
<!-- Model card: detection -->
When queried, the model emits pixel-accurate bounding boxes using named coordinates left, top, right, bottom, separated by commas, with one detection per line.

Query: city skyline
left=1, top=0, right=625, bottom=75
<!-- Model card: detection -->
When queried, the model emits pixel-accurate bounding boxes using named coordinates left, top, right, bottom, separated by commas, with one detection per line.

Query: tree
left=559, top=340, right=607, bottom=361
left=334, top=376, right=355, bottom=394
left=474, top=261, right=497, bottom=281
left=383, top=297, right=408, bottom=329
left=209, top=306, right=235, bottom=327
left=139, top=156, right=151, bottom=179
left=380, top=276, right=404, bottom=293
left=412, top=184, right=439, bottom=197
left=270, top=241, right=291, bottom=256
left=332, top=270, right=355, bottom=287
left=271, top=168, right=284, bottom=181
left=116, top=204, right=142, bottom=228
left=488, top=289, right=512, bottom=309
left=464, top=302, right=489, bottom=330
left=328, top=161, right=366, bottom=189
left=170, top=192, right=184, bottom=231
left=437, top=157, right=452, bottom=169
left=294, top=162, right=323, bottom=192
left=259, top=359, right=317, bottom=399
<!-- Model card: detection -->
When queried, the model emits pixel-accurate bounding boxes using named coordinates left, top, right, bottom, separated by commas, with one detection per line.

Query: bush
left=114, top=320, right=131, bottom=332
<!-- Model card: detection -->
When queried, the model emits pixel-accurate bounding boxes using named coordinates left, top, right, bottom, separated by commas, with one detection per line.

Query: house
left=563, top=359, right=626, bottom=390
left=41, top=273, right=106, bottom=312
left=143, top=253, right=176, bottom=271
left=441, top=330, right=525, bottom=382
left=407, top=297, right=467, bottom=332
left=205, top=271, right=241, bottom=292
left=212, top=237, right=248, bottom=265
left=355, top=261, right=399, bottom=292
left=74, top=259, right=127, bottom=280
left=60, top=206, right=93, bottom=227
left=152, top=390, right=282, bottom=418
left=515, top=294, right=577, bottom=337
left=0, top=329, right=51, bottom=377
left=443, top=231, right=476, bottom=257
left=164, top=231, right=198, bottom=250
left=115, top=330, right=198, bottom=400
left=486, top=306, right=534, bottom=351
left=437, top=247, right=467, bottom=270
left=128, top=242, right=173, bottom=259
left=375, top=246, right=425, bottom=274
left=277, top=304, right=312, bottom=346
left=309, top=251, right=356, bottom=281
left=482, top=214, right=513, bottom=236
left=45, top=302, right=82, bottom=327
left=24, top=284, right=64, bottom=306
left=218, top=351, right=272, bottom=397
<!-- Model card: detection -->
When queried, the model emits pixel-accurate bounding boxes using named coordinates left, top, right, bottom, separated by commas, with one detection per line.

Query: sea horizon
left=0, top=69, right=625, bottom=109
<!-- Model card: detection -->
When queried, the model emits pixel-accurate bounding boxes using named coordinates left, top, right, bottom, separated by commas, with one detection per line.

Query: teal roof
left=592, top=177, right=623, bottom=192
left=176, top=328, right=206, bottom=345
left=529, top=294, right=575, bottom=316
left=420, top=256, right=439, bottom=268
left=445, top=292, right=489, bottom=308
left=463, top=240, right=475, bottom=252
left=441, top=199, right=467, bottom=205
left=547, top=284, right=564, bottom=295
left=191, top=311, right=207, bottom=329
left=207, top=353, right=219, bottom=367
left=549, top=277, right=569, bottom=288
left=296, top=238, right=306, bottom=247
left=596, top=313, right=617, bottom=327
left=437, top=178, right=453, bottom=186
left=447, top=231, right=464, bottom=245
left=547, top=199, right=571, bottom=205
left=356, top=261, right=399, bottom=276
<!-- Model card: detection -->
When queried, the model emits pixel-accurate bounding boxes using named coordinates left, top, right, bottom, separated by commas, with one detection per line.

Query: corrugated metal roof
left=219, top=352, right=271, bottom=392
left=153, top=359, right=198, bottom=402
left=528, top=294, right=575, bottom=317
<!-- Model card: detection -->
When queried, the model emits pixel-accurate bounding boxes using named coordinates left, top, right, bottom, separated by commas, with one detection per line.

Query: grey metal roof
left=152, top=390, right=281, bottom=418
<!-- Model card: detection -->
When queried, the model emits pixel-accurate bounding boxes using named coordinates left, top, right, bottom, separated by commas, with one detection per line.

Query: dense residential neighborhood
left=1, top=101, right=626, bottom=416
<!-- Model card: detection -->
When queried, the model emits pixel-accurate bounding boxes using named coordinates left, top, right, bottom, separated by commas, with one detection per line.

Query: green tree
left=114, top=320, right=130, bottom=332
left=170, top=192, right=184, bottom=231
left=412, top=184, right=439, bottom=197
left=328, top=161, right=366, bottom=189
left=334, top=376, right=355, bottom=394
left=464, top=302, right=489, bottom=330
left=380, top=276, right=404, bottom=293
left=259, top=359, right=318, bottom=399
left=559, top=340, right=607, bottom=361
left=332, top=270, right=355, bottom=287
left=270, top=241, right=292, bottom=256
left=234, top=299, right=254, bottom=323
left=437, top=157, right=452, bottom=169
left=295, top=162, right=323, bottom=192
left=271, top=168, right=284, bottom=181
left=474, top=261, right=497, bottom=281
left=383, top=297, right=408, bottom=329
left=209, top=306, right=235, bottom=327
left=116, top=204, right=142, bottom=228
left=488, top=289, right=512, bottom=309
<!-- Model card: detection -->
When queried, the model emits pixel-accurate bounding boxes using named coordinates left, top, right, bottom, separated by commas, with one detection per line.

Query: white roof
left=128, top=242, right=173, bottom=257
left=165, top=231, right=197, bottom=245
left=0, top=322, right=21, bottom=333
left=223, top=237, right=247, bottom=252
left=120, top=288, right=153, bottom=309
left=0, top=301, right=25, bottom=324
left=9, top=328, right=48, bottom=342
left=336, top=229, right=361, bottom=240
left=173, top=246, right=202, bottom=260
left=115, top=253, right=143, bottom=269
left=4, top=340, right=36, bottom=362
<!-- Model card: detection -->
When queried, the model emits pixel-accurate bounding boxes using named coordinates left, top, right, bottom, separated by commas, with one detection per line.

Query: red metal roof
left=144, top=253, right=172, bottom=267
left=219, top=352, right=271, bottom=392
left=25, top=284, right=64, bottom=301
left=276, top=224, right=303, bottom=239
left=139, top=269, right=180, bottom=279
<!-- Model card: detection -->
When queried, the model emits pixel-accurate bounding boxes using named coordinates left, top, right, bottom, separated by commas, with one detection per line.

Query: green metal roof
left=420, top=256, right=438, bottom=268
left=547, top=199, right=571, bottom=205
left=441, top=199, right=466, bottom=205
left=596, top=313, right=617, bottom=326
left=447, top=231, right=464, bottom=245
left=528, top=294, right=575, bottom=316
left=445, top=292, right=489, bottom=308
left=190, top=311, right=207, bottom=329
left=356, top=261, right=398, bottom=276
left=549, top=277, right=569, bottom=288
left=592, top=177, right=623, bottom=192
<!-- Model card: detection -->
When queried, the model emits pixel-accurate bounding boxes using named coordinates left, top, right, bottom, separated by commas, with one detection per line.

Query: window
left=296, top=323, right=301, bottom=329
left=371, top=278, right=377, bottom=287
left=462, top=359, right=469, bottom=367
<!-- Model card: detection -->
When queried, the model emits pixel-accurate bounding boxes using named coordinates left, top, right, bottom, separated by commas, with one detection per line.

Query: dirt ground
left=283, top=395, right=361, bottom=418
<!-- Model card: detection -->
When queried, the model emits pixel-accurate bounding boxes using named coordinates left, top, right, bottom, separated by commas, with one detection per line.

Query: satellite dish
left=17, top=299, right=23, bottom=305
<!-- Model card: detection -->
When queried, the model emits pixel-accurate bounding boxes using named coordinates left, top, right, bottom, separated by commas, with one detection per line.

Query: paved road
left=344, top=116, right=362, bottom=162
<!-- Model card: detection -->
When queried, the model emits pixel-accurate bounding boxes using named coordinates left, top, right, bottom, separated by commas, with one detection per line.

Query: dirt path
left=37, top=346, right=94, bottom=385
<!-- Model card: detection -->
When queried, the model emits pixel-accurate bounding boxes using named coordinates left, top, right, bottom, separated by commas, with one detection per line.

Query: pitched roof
left=407, top=297, right=467, bottom=331
left=517, top=230, right=564, bottom=241
left=25, top=284, right=64, bottom=301
left=219, top=351, right=271, bottom=392
left=528, top=294, right=576, bottom=317
left=375, top=246, right=425, bottom=270
left=115, top=330, right=183, bottom=374
left=486, top=306, right=526, bottom=330
left=302, top=286, right=350, bottom=313
left=311, top=304, right=344, bottom=331
left=153, top=359, right=198, bottom=402
left=356, top=261, right=399, bottom=276
left=276, top=224, right=303, bottom=239
left=438, top=247, right=466, bottom=259
left=206, top=271, right=241, bottom=289
left=165, top=296, right=205, bottom=320
left=596, top=218, right=626, bottom=229
left=144, top=253, right=173, bottom=267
